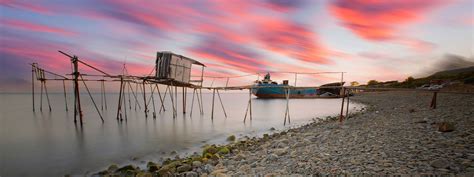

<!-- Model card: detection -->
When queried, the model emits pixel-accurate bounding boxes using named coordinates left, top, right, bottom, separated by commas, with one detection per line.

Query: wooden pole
left=175, top=86, right=178, bottom=115
left=32, top=64, right=35, bottom=112
left=135, top=83, right=139, bottom=110
left=40, top=79, right=43, bottom=112
left=190, top=88, right=196, bottom=117
left=345, top=89, right=350, bottom=118
left=155, top=84, right=165, bottom=112
left=80, top=74, right=104, bottom=122
left=284, top=89, right=288, bottom=125
left=103, top=81, right=107, bottom=110
left=169, top=84, right=176, bottom=118
left=122, top=82, right=127, bottom=120
left=150, top=84, right=156, bottom=118
left=249, top=88, right=252, bottom=120
left=100, top=80, right=104, bottom=111
left=127, top=82, right=141, bottom=110
left=216, top=89, right=227, bottom=118
left=339, top=87, right=346, bottom=122
left=116, top=77, right=124, bottom=121
left=73, top=75, right=77, bottom=123
left=72, top=56, right=83, bottom=124
left=44, top=81, right=52, bottom=112
left=143, top=81, right=148, bottom=118
left=63, top=80, right=68, bottom=112
left=198, top=88, right=203, bottom=114
left=128, top=81, right=131, bottom=110
left=182, top=87, right=186, bottom=114
left=159, top=85, right=169, bottom=113
left=200, top=88, right=204, bottom=114
left=211, top=89, right=216, bottom=120
left=430, top=91, right=438, bottom=109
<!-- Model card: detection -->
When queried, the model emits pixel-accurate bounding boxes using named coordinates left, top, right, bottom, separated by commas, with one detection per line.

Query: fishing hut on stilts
left=29, top=50, right=356, bottom=126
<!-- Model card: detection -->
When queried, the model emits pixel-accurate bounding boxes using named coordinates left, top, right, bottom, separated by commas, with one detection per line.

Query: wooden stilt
left=32, top=64, right=35, bottom=112
left=40, top=79, right=43, bottom=112
left=100, top=80, right=104, bottom=111
left=249, top=88, right=252, bottom=120
left=216, top=89, right=227, bottom=118
left=127, top=82, right=141, bottom=110
left=80, top=74, right=104, bottom=122
left=243, top=98, right=249, bottom=123
left=116, top=77, right=124, bottom=120
left=72, top=56, right=83, bottom=124
left=345, top=89, right=350, bottom=118
left=182, top=87, right=186, bottom=114
left=175, top=86, right=178, bottom=115
left=190, top=88, right=196, bottom=117
left=43, top=80, right=52, bottom=112
left=160, top=85, right=170, bottom=113
left=146, top=84, right=156, bottom=106
left=135, top=83, right=139, bottom=110
left=169, top=84, right=176, bottom=118
left=197, top=88, right=203, bottom=114
left=63, top=80, right=68, bottom=112
left=155, top=84, right=165, bottom=112
left=199, top=88, right=204, bottom=114
left=159, top=85, right=169, bottom=113
left=339, top=87, right=346, bottom=122
left=143, top=81, right=148, bottom=118
left=244, top=89, right=252, bottom=123
left=73, top=77, right=77, bottom=123
left=211, top=89, right=216, bottom=120
left=150, top=84, right=156, bottom=118
left=284, top=88, right=290, bottom=125
left=122, top=81, right=127, bottom=120
left=128, top=81, right=131, bottom=110
left=103, top=81, right=107, bottom=110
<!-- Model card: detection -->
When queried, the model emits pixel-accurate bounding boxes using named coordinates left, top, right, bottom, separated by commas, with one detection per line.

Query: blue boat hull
left=251, top=84, right=341, bottom=99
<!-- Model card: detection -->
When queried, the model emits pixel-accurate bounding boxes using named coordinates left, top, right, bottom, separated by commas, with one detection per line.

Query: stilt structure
left=28, top=50, right=364, bottom=127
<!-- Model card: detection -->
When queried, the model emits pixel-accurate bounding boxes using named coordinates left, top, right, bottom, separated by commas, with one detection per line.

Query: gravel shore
left=98, top=91, right=474, bottom=176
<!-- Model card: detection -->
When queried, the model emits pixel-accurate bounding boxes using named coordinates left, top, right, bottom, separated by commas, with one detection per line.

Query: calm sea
left=0, top=92, right=364, bottom=176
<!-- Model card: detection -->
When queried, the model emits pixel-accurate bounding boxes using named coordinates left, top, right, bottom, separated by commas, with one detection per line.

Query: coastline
left=94, top=91, right=474, bottom=176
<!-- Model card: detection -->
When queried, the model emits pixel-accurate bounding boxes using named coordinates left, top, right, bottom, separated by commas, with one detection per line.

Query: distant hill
left=362, top=66, right=474, bottom=88
left=429, top=66, right=474, bottom=78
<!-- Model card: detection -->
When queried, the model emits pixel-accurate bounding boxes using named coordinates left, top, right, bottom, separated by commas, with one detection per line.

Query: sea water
left=0, top=92, right=364, bottom=176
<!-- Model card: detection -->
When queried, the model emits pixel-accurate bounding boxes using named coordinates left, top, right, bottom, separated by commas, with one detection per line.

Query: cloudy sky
left=0, top=0, right=473, bottom=92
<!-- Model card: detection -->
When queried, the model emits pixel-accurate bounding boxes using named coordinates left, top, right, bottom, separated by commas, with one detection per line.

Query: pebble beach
left=97, top=91, right=474, bottom=176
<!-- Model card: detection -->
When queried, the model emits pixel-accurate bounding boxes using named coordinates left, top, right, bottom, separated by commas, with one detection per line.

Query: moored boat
left=251, top=73, right=344, bottom=99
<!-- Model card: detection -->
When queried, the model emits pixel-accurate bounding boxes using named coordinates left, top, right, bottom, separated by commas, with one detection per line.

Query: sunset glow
left=1, top=0, right=473, bottom=92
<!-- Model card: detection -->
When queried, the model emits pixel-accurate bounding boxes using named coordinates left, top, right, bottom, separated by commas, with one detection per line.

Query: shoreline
left=94, top=91, right=474, bottom=176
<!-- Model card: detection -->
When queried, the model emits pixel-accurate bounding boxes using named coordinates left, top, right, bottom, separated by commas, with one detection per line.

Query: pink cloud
left=188, top=37, right=265, bottom=74
left=0, top=0, right=51, bottom=14
left=254, top=19, right=329, bottom=64
left=330, top=0, right=447, bottom=41
left=1, top=19, right=77, bottom=36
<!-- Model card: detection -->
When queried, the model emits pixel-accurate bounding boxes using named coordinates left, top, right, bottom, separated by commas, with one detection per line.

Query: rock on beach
left=98, top=91, right=474, bottom=176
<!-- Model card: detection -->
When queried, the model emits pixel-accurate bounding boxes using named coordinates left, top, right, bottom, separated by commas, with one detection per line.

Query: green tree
left=350, top=81, right=360, bottom=86
left=405, top=76, right=415, bottom=83
left=367, top=80, right=378, bottom=86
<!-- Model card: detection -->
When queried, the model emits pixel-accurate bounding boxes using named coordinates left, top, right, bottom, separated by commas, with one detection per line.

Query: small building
left=155, top=51, right=205, bottom=86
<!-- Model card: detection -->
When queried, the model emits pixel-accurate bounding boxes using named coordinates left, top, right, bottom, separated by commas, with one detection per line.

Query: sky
left=0, top=0, right=473, bottom=92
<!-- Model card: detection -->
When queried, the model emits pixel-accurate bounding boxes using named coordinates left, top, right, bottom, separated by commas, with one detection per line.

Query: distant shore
left=95, top=91, right=474, bottom=176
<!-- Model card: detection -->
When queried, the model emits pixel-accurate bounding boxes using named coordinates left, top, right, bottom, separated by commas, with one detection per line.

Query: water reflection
left=0, top=93, right=364, bottom=177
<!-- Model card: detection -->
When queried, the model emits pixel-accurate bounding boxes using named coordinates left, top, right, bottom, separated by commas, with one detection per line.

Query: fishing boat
left=251, top=73, right=344, bottom=99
